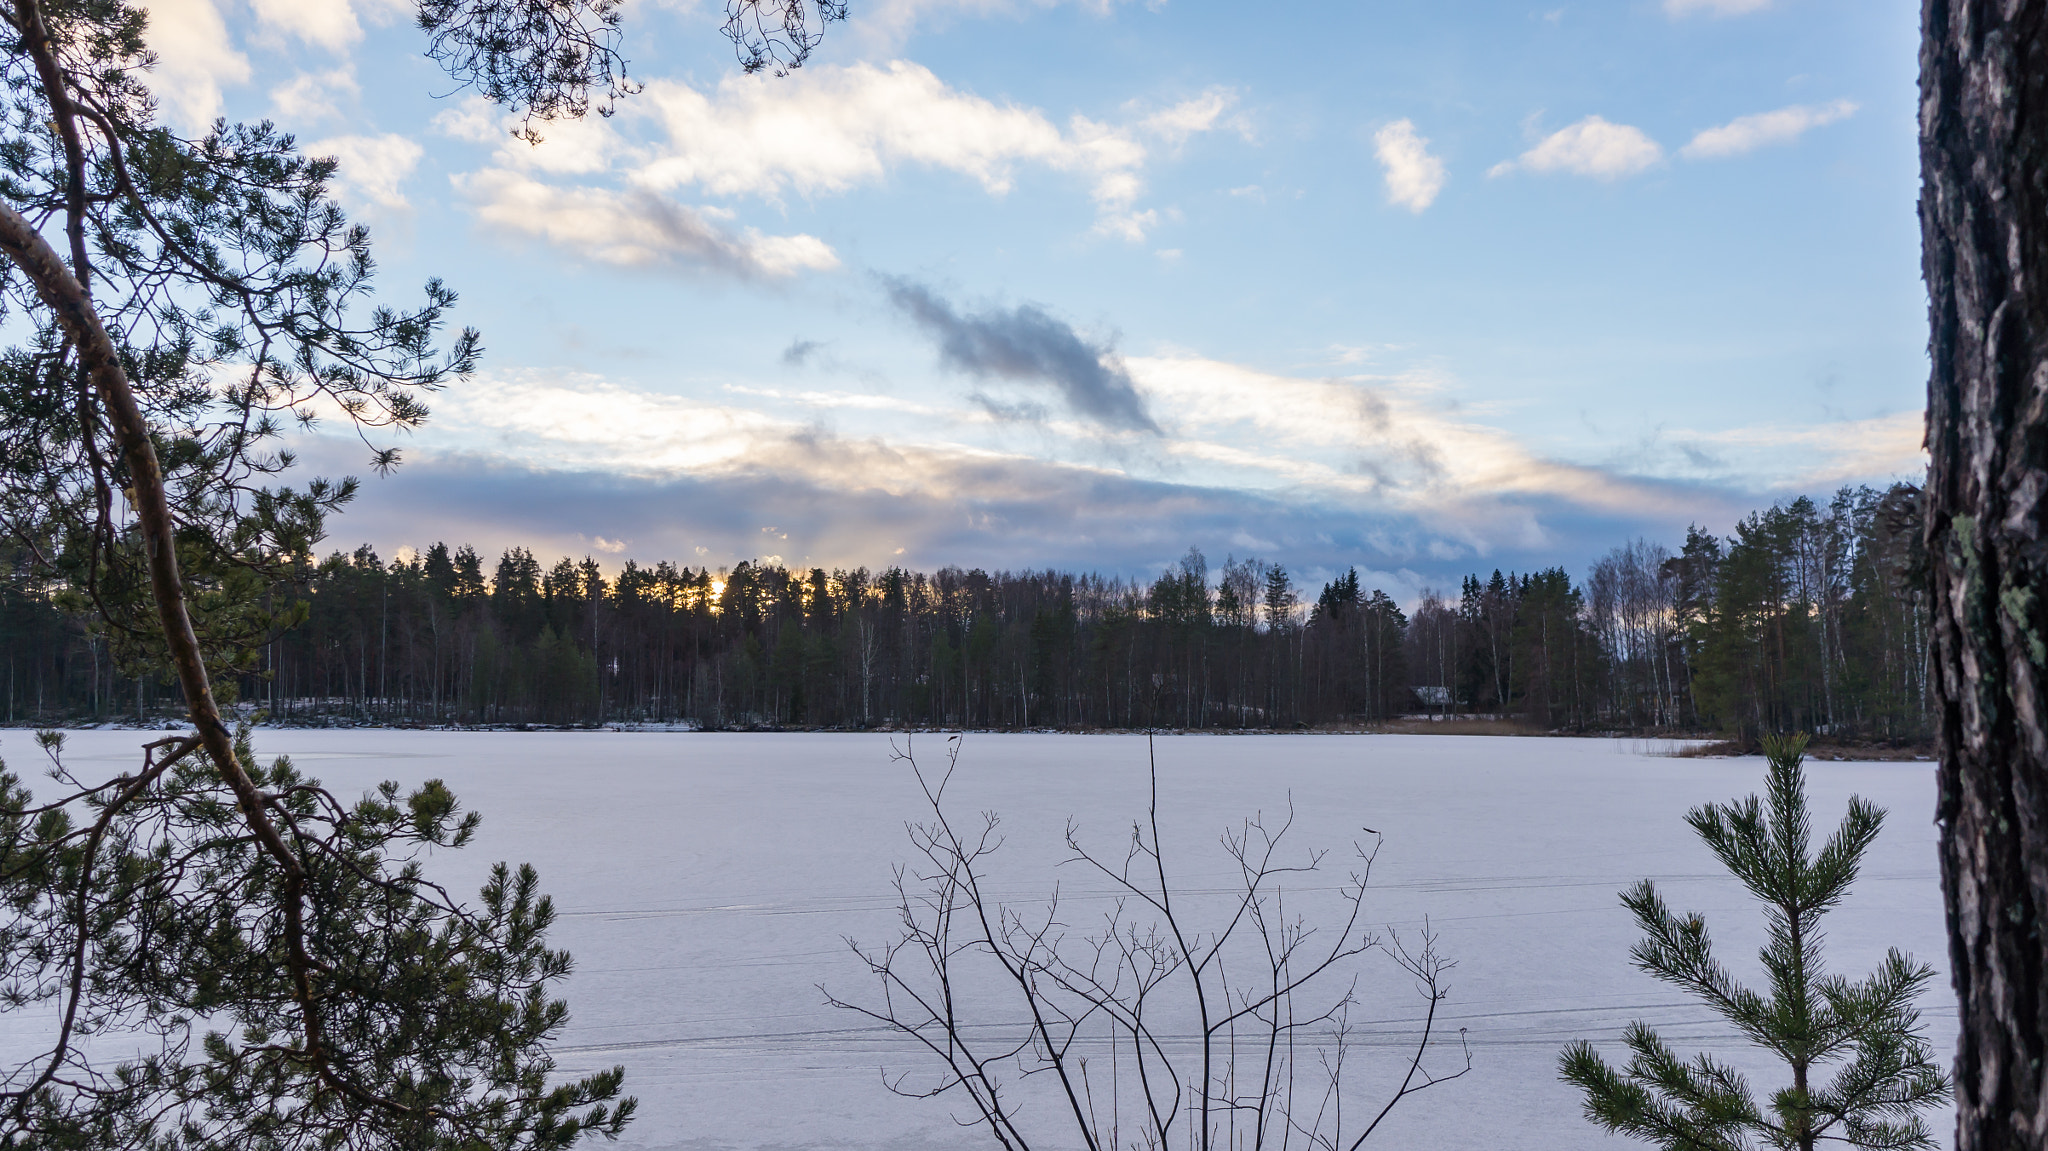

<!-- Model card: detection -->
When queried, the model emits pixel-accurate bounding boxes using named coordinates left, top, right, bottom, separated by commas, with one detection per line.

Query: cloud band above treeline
left=289, top=345, right=1923, bottom=599
left=321, top=440, right=1751, bottom=601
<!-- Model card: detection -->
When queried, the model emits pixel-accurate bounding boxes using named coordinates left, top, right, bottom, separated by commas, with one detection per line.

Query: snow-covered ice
left=6, top=730, right=1949, bottom=1151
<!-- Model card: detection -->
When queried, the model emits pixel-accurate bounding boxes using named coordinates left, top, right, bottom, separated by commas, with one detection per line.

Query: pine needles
left=1559, top=734, right=1950, bottom=1151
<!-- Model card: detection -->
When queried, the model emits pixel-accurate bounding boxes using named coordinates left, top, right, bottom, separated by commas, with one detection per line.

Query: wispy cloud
left=1373, top=119, right=1446, bottom=212
left=142, top=0, right=407, bottom=132
left=428, top=372, right=799, bottom=477
left=632, top=62, right=1228, bottom=241
left=427, top=359, right=1689, bottom=521
left=631, top=63, right=1104, bottom=199
left=316, top=415, right=1749, bottom=593
left=1684, top=411, right=1925, bottom=488
left=450, top=61, right=1233, bottom=245
left=1127, top=354, right=1704, bottom=519
left=455, top=169, right=839, bottom=278
left=1489, top=115, right=1663, bottom=180
left=319, top=357, right=1915, bottom=585
left=414, top=354, right=1909, bottom=526
left=247, top=0, right=363, bottom=49
left=1135, top=87, right=1251, bottom=146
left=272, top=68, right=359, bottom=124
left=1663, top=0, right=1775, bottom=16
left=137, top=0, right=250, bottom=133
left=1681, top=100, right=1859, bottom=159
left=722, top=382, right=952, bottom=418
left=308, top=133, right=423, bottom=212
left=883, top=278, right=1160, bottom=433
left=849, top=0, right=1161, bottom=55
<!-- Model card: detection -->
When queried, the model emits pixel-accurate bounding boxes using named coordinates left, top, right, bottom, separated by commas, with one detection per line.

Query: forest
left=0, top=482, right=1927, bottom=739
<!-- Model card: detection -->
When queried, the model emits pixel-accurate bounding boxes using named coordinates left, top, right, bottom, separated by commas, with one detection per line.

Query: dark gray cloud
left=969, top=391, right=1051, bottom=424
left=781, top=338, right=822, bottom=366
left=1679, top=442, right=1726, bottom=470
left=882, top=277, right=1160, bottom=434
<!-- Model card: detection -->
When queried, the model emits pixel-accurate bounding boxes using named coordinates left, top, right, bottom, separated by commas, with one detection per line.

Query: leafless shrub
left=826, top=735, right=1469, bottom=1151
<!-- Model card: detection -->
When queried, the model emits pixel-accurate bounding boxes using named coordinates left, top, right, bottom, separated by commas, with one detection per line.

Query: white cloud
left=433, top=372, right=799, bottom=477
left=1680, top=99, right=1859, bottom=159
left=490, top=104, right=626, bottom=176
left=361, top=359, right=1915, bottom=572
left=138, top=0, right=251, bottom=133
left=722, top=384, right=951, bottom=418
left=248, top=0, right=361, bottom=49
left=1095, top=207, right=1159, bottom=242
left=628, top=64, right=1070, bottom=196
left=247, top=0, right=407, bottom=48
left=272, top=68, right=360, bottom=125
left=1685, top=411, right=1925, bottom=488
left=1664, top=0, right=1774, bottom=15
left=1136, top=87, right=1250, bottom=146
left=1373, top=119, right=1446, bottom=212
left=456, top=168, right=840, bottom=278
left=850, top=0, right=1153, bottom=53
left=398, top=357, right=1722, bottom=574
left=1488, top=115, right=1662, bottom=180
left=472, top=61, right=1228, bottom=243
left=639, top=63, right=1159, bottom=216
left=1130, top=354, right=1677, bottom=513
left=433, top=95, right=505, bottom=144
left=1326, top=344, right=1399, bottom=366
left=309, top=134, right=424, bottom=211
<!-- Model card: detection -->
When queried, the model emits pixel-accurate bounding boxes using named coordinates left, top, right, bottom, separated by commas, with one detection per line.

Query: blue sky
left=148, top=0, right=1925, bottom=596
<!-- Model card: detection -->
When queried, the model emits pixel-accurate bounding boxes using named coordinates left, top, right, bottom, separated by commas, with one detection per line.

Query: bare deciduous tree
left=827, top=735, right=1469, bottom=1151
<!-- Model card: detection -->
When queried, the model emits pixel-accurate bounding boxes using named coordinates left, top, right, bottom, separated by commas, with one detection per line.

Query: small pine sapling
left=1559, top=734, right=1950, bottom=1151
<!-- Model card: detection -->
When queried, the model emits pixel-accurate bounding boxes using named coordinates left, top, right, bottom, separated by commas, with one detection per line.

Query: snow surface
left=7, top=731, right=1949, bottom=1151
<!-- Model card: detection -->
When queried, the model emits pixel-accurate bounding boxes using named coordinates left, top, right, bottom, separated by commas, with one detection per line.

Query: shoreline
left=0, top=717, right=1934, bottom=759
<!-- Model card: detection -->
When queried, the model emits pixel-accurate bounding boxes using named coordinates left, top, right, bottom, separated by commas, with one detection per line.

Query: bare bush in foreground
left=827, top=735, right=1469, bottom=1151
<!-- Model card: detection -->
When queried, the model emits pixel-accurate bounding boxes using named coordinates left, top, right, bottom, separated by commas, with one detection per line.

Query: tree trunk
left=1920, top=3, right=2048, bottom=1148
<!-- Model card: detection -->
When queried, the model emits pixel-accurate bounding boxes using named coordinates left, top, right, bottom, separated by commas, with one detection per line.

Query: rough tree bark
left=1920, top=2, right=2048, bottom=1148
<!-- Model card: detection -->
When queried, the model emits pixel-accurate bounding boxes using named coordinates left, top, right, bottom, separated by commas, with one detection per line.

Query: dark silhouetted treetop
left=722, top=0, right=849, bottom=76
left=418, top=0, right=637, bottom=142
left=0, top=0, right=838, bottom=1142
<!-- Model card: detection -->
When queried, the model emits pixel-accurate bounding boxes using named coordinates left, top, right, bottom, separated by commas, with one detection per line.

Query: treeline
left=1404, top=484, right=1929, bottom=738
left=0, top=483, right=1928, bottom=737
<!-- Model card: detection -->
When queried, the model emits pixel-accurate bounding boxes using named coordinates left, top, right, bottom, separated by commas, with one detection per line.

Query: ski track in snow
left=2, top=731, right=1948, bottom=1151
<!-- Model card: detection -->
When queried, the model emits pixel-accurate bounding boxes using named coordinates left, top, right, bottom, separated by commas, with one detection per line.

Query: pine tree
left=1921, top=5, right=2048, bottom=1144
left=1560, top=735, right=1949, bottom=1150
left=0, top=0, right=842, bottom=1140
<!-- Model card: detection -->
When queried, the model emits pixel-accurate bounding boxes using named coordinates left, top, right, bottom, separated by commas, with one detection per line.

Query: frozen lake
left=9, top=730, right=1950, bottom=1150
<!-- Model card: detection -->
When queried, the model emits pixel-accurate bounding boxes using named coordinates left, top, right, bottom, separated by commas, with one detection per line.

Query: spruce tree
left=1559, top=735, right=1950, bottom=1150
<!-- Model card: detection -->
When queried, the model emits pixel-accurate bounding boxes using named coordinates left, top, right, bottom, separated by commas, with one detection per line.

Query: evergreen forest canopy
left=3, top=482, right=1926, bottom=739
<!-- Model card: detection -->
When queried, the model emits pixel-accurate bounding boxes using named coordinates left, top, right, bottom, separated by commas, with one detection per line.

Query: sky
left=144, top=0, right=1927, bottom=597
